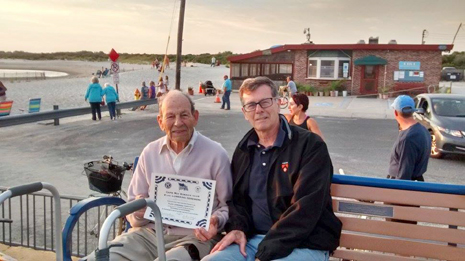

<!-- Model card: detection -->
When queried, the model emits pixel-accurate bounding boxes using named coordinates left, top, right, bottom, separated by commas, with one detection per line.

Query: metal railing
left=0, top=98, right=158, bottom=128
left=0, top=187, right=122, bottom=258
left=0, top=72, right=46, bottom=81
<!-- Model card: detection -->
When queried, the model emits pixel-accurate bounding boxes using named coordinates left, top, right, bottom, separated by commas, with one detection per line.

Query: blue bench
left=62, top=174, right=465, bottom=260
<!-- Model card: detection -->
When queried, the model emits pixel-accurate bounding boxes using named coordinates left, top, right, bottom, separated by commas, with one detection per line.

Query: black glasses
left=242, top=97, right=276, bottom=112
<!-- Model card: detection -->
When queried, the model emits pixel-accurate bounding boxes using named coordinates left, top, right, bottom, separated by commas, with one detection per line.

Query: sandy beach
left=0, top=59, right=228, bottom=115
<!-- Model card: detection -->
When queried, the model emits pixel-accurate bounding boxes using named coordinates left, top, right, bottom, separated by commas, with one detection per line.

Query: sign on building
left=399, top=61, right=421, bottom=70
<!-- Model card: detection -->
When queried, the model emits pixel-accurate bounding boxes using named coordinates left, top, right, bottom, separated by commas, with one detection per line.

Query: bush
left=330, top=80, right=345, bottom=91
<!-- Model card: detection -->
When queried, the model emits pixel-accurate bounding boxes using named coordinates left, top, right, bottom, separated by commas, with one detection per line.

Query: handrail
left=0, top=99, right=158, bottom=128
left=0, top=182, right=63, bottom=261
left=332, top=174, right=465, bottom=195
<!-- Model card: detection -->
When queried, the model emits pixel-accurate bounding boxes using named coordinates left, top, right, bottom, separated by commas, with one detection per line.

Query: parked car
left=441, top=67, right=462, bottom=81
left=413, top=94, right=465, bottom=158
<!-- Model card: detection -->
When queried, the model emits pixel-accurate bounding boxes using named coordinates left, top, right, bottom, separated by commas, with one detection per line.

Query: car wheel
left=430, top=132, right=443, bottom=159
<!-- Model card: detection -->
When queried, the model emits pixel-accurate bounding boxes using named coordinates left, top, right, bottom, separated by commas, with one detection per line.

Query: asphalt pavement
left=1, top=91, right=464, bottom=198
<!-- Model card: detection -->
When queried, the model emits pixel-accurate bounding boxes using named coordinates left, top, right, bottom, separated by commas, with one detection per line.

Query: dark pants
left=221, top=90, right=231, bottom=109
left=90, top=102, right=101, bottom=120
left=107, top=102, right=116, bottom=119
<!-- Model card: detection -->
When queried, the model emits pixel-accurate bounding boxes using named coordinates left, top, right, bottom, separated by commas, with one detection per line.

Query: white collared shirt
left=162, top=130, right=198, bottom=173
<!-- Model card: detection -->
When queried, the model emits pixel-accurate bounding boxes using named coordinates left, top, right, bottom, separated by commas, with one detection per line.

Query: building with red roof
left=227, top=38, right=453, bottom=96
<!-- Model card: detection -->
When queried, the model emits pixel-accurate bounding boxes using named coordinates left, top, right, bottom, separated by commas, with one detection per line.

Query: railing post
left=53, top=105, right=59, bottom=126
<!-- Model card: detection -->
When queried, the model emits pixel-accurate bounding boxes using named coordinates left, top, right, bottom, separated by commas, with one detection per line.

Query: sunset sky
left=1, top=0, right=464, bottom=54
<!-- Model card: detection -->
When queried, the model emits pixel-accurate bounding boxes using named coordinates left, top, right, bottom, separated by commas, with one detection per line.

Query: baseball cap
left=391, top=95, right=417, bottom=113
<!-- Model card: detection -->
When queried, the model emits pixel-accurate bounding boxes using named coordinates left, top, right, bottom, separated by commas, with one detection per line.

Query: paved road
left=317, top=116, right=465, bottom=184
left=1, top=103, right=464, bottom=199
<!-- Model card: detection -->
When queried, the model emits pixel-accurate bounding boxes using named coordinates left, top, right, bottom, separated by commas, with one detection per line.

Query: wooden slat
left=340, top=233, right=465, bottom=260
left=333, top=199, right=465, bottom=227
left=337, top=216, right=465, bottom=245
left=331, top=184, right=465, bottom=209
left=333, top=249, right=418, bottom=261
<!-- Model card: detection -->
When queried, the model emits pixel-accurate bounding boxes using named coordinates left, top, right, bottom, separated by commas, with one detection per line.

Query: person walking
left=0, top=81, right=7, bottom=102
left=220, top=75, right=232, bottom=110
left=389, top=95, right=431, bottom=181
left=103, top=83, right=119, bottom=121
left=211, top=57, right=216, bottom=67
left=164, top=76, right=170, bottom=92
left=84, top=76, right=103, bottom=121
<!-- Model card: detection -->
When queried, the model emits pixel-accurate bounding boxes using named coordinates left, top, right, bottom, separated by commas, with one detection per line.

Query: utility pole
left=452, top=23, right=462, bottom=45
left=175, top=0, right=186, bottom=90
left=421, top=29, right=428, bottom=44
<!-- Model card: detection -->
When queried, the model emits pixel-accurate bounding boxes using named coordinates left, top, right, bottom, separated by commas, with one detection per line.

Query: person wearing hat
left=388, top=95, right=431, bottom=181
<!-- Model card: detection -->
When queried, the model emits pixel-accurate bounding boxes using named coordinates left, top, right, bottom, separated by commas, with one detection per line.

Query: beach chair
left=28, top=98, right=41, bottom=113
left=0, top=100, right=13, bottom=117
left=19, top=98, right=41, bottom=113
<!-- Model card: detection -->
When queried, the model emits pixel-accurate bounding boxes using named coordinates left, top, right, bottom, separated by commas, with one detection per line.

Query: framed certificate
left=144, top=173, right=216, bottom=229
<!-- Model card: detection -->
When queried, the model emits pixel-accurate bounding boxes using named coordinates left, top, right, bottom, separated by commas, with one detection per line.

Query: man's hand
left=133, top=194, right=147, bottom=220
left=194, top=216, right=218, bottom=242
left=210, top=230, right=247, bottom=257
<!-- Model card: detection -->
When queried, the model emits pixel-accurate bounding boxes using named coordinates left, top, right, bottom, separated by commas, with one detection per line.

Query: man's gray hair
left=158, top=90, right=196, bottom=116
left=239, top=77, right=278, bottom=105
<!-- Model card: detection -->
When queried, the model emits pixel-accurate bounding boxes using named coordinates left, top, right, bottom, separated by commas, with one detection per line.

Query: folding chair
left=28, top=98, right=41, bottom=113
left=19, top=98, right=41, bottom=113
left=0, top=100, right=13, bottom=117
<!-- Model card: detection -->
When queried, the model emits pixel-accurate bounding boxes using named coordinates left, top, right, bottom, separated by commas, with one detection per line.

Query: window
left=270, top=64, right=276, bottom=75
left=307, top=57, right=350, bottom=79
left=320, top=60, right=335, bottom=78
left=231, top=64, right=240, bottom=77
left=279, top=64, right=292, bottom=74
left=250, top=64, right=257, bottom=76
left=241, top=64, right=249, bottom=77
left=308, top=60, right=318, bottom=78
left=263, top=64, right=270, bottom=75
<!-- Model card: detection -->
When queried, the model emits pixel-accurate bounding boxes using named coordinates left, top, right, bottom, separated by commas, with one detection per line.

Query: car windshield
left=432, top=98, right=465, bottom=117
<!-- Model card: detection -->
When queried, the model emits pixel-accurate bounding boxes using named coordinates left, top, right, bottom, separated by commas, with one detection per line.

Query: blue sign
left=399, top=61, right=420, bottom=70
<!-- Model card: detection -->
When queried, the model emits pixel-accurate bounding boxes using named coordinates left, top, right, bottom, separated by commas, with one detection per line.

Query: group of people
left=81, top=74, right=431, bottom=261
left=135, top=76, right=169, bottom=100
left=95, top=67, right=110, bottom=78
left=152, top=57, right=171, bottom=72
left=84, top=76, right=119, bottom=121
left=84, top=76, right=341, bottom=261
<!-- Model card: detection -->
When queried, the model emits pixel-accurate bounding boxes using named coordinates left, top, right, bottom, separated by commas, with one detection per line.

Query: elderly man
left=203, top=77, right=341, bottom=261
left=389, top=95, right=431, bottom=181
left=85, top=90, right=232, bottom=261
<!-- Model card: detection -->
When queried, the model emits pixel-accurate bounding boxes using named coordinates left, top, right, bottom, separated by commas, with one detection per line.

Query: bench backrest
left=331, top=174, right=465, bottom=261
left=28, top=98, right=41, bottom=113
left=0, top=101, right=13, bottom=117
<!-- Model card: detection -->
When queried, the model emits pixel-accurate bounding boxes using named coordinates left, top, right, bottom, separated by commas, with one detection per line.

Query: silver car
left=413, top=94, right=465, bottom=158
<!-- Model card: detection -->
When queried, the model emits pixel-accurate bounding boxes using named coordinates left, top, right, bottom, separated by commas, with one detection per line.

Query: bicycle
left=278, top=86, right=290, bottom=109
left=71, top=155, right=134, bottom=257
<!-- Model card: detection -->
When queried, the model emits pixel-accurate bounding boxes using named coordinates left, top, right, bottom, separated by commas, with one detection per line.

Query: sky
left=1, top=0, right=465, bottom=55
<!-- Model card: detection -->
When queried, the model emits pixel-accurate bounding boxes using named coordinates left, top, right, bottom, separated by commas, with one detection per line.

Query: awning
left=354, top=55, right=387, bottom=65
